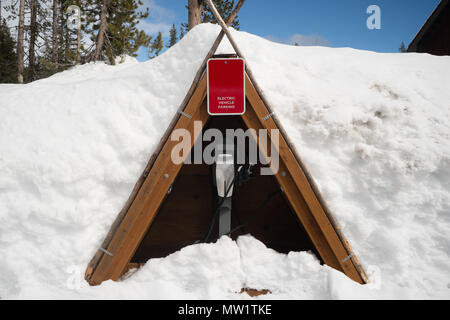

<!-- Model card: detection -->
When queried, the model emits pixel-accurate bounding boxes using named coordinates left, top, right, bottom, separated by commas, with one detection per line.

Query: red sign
left=207, top=58, right=245, bottom=115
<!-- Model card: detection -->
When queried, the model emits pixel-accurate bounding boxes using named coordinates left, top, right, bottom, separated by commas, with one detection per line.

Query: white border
left=207, top=57, right=246, bottom=116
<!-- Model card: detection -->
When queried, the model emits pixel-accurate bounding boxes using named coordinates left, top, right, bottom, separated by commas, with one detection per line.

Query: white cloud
left=141, top=0, right=176, bottom=21
left=266, top=33, right=331, bottom=47
left=138, top=0, right=176, bottom=37
left=138, top=20, right=171, bottom=37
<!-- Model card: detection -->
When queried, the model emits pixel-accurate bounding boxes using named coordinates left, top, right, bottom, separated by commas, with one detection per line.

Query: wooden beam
left=86, top=75, right=209, bottom=285
left=242, top=74, right=367, bottom=284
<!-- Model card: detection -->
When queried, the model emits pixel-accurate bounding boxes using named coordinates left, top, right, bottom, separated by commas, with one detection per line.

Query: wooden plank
left=242, top=75, right=366, bottom=284
left=87, top=75, right=209, bottom=285
left=240, top=97, right=342, bottom=271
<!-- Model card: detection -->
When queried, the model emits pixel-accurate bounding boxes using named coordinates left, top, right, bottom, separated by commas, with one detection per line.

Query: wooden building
left=408, top=0, right=450, bottom=55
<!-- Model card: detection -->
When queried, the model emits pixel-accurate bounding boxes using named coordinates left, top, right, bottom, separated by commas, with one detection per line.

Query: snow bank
left=94, top=236, right=337, bottom=300
left=0, top=24, right=449, bottom=299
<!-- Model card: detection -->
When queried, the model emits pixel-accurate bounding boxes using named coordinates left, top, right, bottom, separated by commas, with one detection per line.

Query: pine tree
left=2, top=1, right=22, bottom=68
left=202, top=0, right=239, bottom=29
left=0, top=18, right=18, bottom=83
left=149, top=31, right=163, bottom=58
left=399, top=42, right=407, bottom=53
left=16, top=0, right=54, bottom=82
left=2, top=0, right=155, bottom=81
left=90, top=0, right=152, bottom=64
left=40, top=0, right=83, bottom=75
left=84, top=0, right=105, bottom=56
left=168, top=24, right=177, bottom=47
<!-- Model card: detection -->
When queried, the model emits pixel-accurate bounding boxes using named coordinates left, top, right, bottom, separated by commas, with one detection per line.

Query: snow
left=0, top=23, right=449, bottom=299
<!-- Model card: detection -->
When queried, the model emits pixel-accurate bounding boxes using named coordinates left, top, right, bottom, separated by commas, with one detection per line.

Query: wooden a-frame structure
left=85, top=0, right=368, bottom=286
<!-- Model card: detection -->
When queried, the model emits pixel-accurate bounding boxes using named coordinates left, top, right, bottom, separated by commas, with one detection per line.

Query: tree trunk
left=76, top=22, right=81, bottom=64
left=188, top=0, right=202, bottom=30
left=59, top=1, right=64, bottom=55
left=92, top=0, right=109, bottom=62
left=17, top=0, right=25, bottom=83
left=52, top=0, right=58, bottom=62
left=28, top=0, right=37, bottom=81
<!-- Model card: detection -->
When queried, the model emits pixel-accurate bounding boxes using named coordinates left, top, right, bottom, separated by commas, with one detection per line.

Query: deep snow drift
left=0, top=24, right=449, bottom=299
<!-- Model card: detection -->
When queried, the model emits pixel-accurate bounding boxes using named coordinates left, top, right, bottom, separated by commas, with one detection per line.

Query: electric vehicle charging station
left=215, top=153, right=234, bottom=236
left=208, top=57, right=247, bottom=239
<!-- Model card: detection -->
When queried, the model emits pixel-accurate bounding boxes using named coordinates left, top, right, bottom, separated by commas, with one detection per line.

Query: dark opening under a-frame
left=131, top=115, right=321, bottom=263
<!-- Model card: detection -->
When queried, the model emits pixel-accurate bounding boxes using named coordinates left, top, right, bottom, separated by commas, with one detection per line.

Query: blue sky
left=137, top=0, right=440, bottom=61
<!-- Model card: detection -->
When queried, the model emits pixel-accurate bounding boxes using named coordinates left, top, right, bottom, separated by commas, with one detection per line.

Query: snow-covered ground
left=0, top=24, right=449, bottom=299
